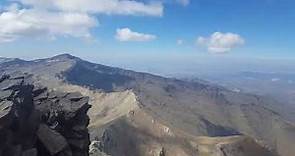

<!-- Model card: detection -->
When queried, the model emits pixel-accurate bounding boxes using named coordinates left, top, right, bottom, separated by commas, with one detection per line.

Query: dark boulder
left=37, top=124, right=69, bottom=155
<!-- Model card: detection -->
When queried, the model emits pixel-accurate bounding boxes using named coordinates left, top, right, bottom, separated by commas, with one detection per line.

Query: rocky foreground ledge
left=0, top=74, right=91, bottom=156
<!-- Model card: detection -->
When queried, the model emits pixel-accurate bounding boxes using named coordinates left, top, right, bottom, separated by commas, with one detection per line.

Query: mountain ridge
left=0, top=54, right=294, bottom=156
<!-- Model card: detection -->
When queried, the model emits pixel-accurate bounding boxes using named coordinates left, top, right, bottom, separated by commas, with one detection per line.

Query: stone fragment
left=0, top=74, right=10, bottom=83
left=0, top=101, right=13, bottom=119
left=0, top=90, right=13, bottom=99
left=66, top=92, right=83, bottom=100
left=37, top=124, right=68, bottom=155
left=1, top=78, right=23, bottom=91
left=34, top=90, right=48, bottom=101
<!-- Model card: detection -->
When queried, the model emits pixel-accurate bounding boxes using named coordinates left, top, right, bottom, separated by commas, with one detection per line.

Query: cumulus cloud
left=115, top=28, right=157, bottom=42
left=0, top=4, right=97, bottom=43
left=15, top=0, right=164, bottom=16
left=197, top=32, right=245, bottom=53
left=176, top=0, right=190, bottom=6
left=0, top=0, right=164, bottom=43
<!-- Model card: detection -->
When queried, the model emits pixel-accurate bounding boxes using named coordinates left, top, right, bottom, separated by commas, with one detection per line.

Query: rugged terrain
left=0, top=74, right=90, bottom=156
left=0, top=54, right=294, bottom=156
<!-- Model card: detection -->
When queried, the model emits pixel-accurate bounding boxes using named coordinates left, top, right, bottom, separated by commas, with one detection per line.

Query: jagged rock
left=0, top=101, right=13, bottom=119
left=0, top=90, right=13, bottom=99
left=37, top=124, right=68, bottom=155
left=0, top=75, right=10, bottom=83
left=89, top=141, right=110, bottom=156
left=0, top=101, right=13, bottom=128
left=67, top=92, right=84, bottom=101
left=0, top=74, right=91, bottom=156
left=0, top=78, right=23, bottom=91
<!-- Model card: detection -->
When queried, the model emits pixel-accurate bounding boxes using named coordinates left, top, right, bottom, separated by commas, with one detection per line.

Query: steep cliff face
left=0, top=74, right=91, bottom=156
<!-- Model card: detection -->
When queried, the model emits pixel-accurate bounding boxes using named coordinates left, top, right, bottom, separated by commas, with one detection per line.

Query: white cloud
left=177, top=39, right=184, bottom=45
left=115, top=28, right=157, bottom=42
left=16, top=0, right=164, bottom=16
left=176, top=0, right=190, bottom=6
left=271, top=78, right=280, bottom=82
left=197, top=32, right=245, bottom=53
left=0, top=0, right=164, bottom=43
left=0, top=5, right=98, bottom=43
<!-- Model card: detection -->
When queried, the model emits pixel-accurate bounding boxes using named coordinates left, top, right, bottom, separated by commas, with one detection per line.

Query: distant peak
left=52, top=53, right=79, bottom=60
left=0, top=57, right=25, bottom=63
left=53, top=53, right=75, bottom=58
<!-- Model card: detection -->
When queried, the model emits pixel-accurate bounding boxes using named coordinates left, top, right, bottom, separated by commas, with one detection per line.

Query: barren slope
left=0, top=54, right=294, bottom=156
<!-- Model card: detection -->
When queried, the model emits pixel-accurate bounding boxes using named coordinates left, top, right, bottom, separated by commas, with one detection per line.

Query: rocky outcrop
left=213, top=137, right=277, bottom=156
left=195, top=136, right=278, bottom=156
left=89, top=141, right=110, bottom=156
left=0, top=74, right=91, bottom=156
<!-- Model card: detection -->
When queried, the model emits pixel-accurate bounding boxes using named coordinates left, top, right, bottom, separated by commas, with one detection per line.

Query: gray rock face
left=89, top=141, right=110, bottom=156
left=0, top=101, right=13, bottom=119
left=0, top=74, right=91, bottom=156
left=37, top=124, right=69, bottom=155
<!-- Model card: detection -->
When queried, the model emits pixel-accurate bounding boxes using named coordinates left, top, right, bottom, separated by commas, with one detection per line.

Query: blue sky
left=0, top=0, right=294, bottom=68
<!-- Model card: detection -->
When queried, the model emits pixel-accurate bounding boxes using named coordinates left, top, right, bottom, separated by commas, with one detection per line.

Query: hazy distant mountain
left=188, top=71, right=295, bottom=123
left=0, top=57, right=19, bottom=63
left=0, top=54, right=294, bottom=156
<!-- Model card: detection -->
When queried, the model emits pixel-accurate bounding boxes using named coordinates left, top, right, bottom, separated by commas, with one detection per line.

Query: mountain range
left=0, top=54, right=294, bottom=156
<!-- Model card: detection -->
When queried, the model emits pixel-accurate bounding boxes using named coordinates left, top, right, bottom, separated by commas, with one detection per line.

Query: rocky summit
left=0, top=74, right=91, bottom=156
